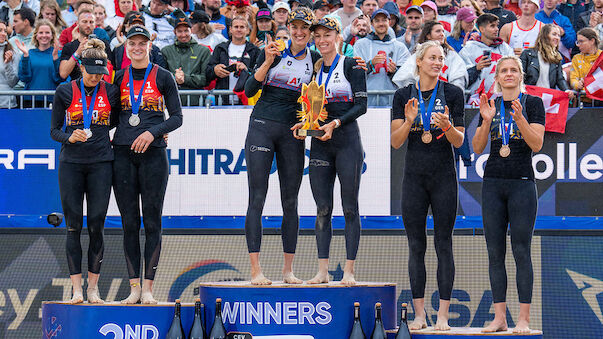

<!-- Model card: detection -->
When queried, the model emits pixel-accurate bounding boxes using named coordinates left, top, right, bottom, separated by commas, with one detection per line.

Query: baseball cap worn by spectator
left=174, top=16, right=192, bottom=28
left=310, top=16, right=341, bottom=33
left=125, top=12, right=145, bottom=26
left=456, top=7, right=477, bottom=22
left=313, top=0, right=331, bottom=11
left=382, top=2, right=400, bottom=22
left=420, top=1, right=437, bottom=13
left=406, top=5, right=423, bottom=15
left=190, top=10, right=210, bottom=24
left=526, top=0, right=539, bottom=9
left=82, top=57, right=110, bottom=75
left=273, top=1, right=291, bottom=13
left=371, top=8, right=390, bottom=21
left=287, top=7, right=315, bottom=25
left=257, top=8, right=272, bottom=20
left=127, top=25, right=152, bottom=40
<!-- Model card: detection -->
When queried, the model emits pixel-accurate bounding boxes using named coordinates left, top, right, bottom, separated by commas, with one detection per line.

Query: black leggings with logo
left=59, top=161, right=112, bottom=276
left=113, top=146, right=168, bottom=280
left=244, top=117, right=305, bottom=254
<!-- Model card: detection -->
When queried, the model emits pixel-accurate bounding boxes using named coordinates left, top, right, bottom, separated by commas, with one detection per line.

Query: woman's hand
left=404, top=98, right=419, bottom=123
left=509, top=98, right=525, bottom=123
left=263, top=35, right=280, bottom=65
left=131, top=131, right=155, bottom=153
left=14, top=39, right=28, bottom=57
left=52, top=40, right=60, bottom=60
left=433, top=106, right=451, bottom=130
left=116, top=23, right=125, bottom=44
left=352, top=56, right=367, bottom=71
left=68, top=129, right=88, bottom=143
left=236, top=62, right=247, bottom=72
left=4, top=49, right=13, bottom=63
left=317, top=121, right=337, bottom=141
left=479, top=93, right=496, bottom=123
left=290, top=122, right=306, bottom=140
left=565, top=89, right=575, bottom=100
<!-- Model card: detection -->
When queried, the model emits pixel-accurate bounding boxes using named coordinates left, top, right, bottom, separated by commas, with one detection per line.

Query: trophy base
left=296, top=129, right=325, bottom=137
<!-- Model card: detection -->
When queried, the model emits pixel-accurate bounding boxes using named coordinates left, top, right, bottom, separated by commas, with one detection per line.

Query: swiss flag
left=584, top=52, right=603, bottom=101
left=526, top=85, right=569, bottom=134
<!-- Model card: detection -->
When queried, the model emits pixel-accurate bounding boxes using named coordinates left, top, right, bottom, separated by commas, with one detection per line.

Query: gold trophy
left=296, top=78, right=328, bottom=137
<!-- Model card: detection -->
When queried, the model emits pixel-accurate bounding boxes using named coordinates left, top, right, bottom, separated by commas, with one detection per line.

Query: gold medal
left=275, top=39, right=286, bottom=52
left=499, top=145, right=510, bottom=158
left=421, top=131, right=432, bottom=144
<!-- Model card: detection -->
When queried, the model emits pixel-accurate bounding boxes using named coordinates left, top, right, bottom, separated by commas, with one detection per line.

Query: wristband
left=72, top=53, right=79, bottom=63
left=334, top=119, right=341, bottom=128
left=437, top=123, right=452, bottom=140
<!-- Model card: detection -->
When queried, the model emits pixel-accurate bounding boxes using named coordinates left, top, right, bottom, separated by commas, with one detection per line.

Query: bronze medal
left=421, top=131, right=432, bottom=144
left=499, top=145, right=511, bottom=158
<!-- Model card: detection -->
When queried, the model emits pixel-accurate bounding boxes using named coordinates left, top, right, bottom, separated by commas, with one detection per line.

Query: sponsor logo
left=309, top=159, right=330, bottom=167
left=0, top=149, right=55, bottom=170
left=249, top=145, right=271, bottom=153
left=44, top=316, right=62, bottom=338
left=99, top=323, right=159, bottom=339
left=566, top=269, right=603, bottom=324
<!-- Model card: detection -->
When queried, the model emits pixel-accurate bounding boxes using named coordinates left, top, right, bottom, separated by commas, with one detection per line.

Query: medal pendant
left=499, top=145, right=511, bottom=158
left=421, top=131, right=432, bottom=144
left=84, top=128, right=92, bottom=139
left=129, top=115, right=140, bottom=126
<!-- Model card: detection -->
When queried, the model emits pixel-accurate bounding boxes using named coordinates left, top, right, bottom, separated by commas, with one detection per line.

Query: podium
left=407, top=327, right=543, bottom=338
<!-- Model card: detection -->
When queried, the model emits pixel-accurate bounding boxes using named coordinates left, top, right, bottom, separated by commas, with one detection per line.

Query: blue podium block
left=198, top=281, right=397, bottom=339
left=406, top=327, right=543, bottom=339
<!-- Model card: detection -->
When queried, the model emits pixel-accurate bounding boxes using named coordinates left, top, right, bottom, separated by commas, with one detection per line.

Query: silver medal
left=84, top=128, right=92, bottom=138
left=129, top=114, right=140, bottom=126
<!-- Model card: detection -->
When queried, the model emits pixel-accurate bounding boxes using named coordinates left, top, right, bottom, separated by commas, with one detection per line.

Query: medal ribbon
left=284, top=40, right=306, bottom=58
left=417, top=80, right=439, bottom=132
left=499, top=93, right=522, bottom=146
left=128, top=64, right=153, bottom=117
left=318, top=54, right=341, bottom=93
left=80, top=79, right=99, bottom=131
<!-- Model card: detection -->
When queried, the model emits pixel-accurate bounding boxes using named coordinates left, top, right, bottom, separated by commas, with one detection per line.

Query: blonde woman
left=16, top=19, right=61, bottom=107
left=38, top=0, right=68, bottom=34
left=472, top=55, right=545, bottom=334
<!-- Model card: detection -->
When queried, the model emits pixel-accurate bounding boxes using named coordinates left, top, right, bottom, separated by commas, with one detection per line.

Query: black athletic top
left=245, top=48, right=322, bottom=125
left=51, top=79, right=120, bottom=163
left=478, top=94, right=545, bottom=181
left=392, top=81, right=465, bottom=174
left=112, top=64, right=183, bottom=148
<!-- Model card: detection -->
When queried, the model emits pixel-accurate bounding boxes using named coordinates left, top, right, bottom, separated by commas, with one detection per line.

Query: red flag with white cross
left=584, top=52, right=603, bottom=101
left=525, top=86, right=570, bottom=134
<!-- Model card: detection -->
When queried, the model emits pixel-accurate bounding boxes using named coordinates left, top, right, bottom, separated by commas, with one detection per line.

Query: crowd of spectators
left=0, top=0, right=601, bottom=108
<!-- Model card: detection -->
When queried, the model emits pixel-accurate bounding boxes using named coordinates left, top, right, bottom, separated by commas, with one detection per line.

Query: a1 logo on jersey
left=287, top=77, right=302, bottom=87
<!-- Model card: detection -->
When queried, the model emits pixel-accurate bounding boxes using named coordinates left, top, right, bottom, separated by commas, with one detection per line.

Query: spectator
left=111, top=11, right=167, bottom=70
left=16, top=19, right=61, bottom=107
left=106, top=0, right=135, bottom=30
left=582, top=0, right=603, bottom=34
left=500, top=0, right=542, bottom=56
left=143, top=0, right=185, bottom=50
left=460, top=0, right=483, bottom=16
left=313, top=0, right=331, bottom=20
left=9, top=8, right=36, bottom=49
left=398, top=5, right=423, bottom=51
left=62, top=0, right=78, bottom=26
left=436, top=0, right=458, bottom=29
left=94, top=4, right=116, bottom=41
left=190, top=10, right=226, bottom=50
left=535, top=0, right=576, bottom=60
left=342, top=13, right=369, bottom=53
left=0, top=0, right=40, bottom=25
left=570, top=28, right=601, bottom=98
left=59, top=9, right=113, bottom=80
left=38, top=0, right=67, bottom=35
left=459, top=13, right=514, bottom=103
left=360, top=0, right=378, bottom=18
left=330, top=0, right=343, bottom=13
left=519, top=24, right=573, bottom=98
left=202, top=0, right=231, bottom=39
left=420, top=1, right=438, bottom=22
left=394, top=21, right=468, bottom=90
left=206, top=16, right=260, bottom=104
left=483, top=0, right=517, bottom=29
left=250, top=6, right=277, bottom=48
left=383, top=1, right=403, bottom=38
left=0, top=20, right=19, bottom=108
left=333, top=0, right=363, bottom=30
left=447, top=7, right=478, bottom=53
left=288, top=0, right=312, bottom=11
left=354, top=9, right=410, bottom=106
left=59, top=0, right=111, bottom=48
left=396, top=0, right=413, bottom=24
left=558, top=0, right=589, bottom=33
left=272, top=1, right=290, bottom=27
left=222, top=0, right=257, bottom=28
left=274, top=25, right=289, bottom=41
left=503, top=0, right=521, bottom=17
left=162, top=17, right=210, bottom=105
left=171, top=0, right=191, bottom=15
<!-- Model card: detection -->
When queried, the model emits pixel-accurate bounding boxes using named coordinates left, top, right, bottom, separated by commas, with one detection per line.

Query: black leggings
left=244, top=117, right=305, bottom=254
left=402, top=169, right=457, bottom=301
left=482, top=178, right=537, bottom=304
left=113, top=146, right=168, bottom=280
left=59, top=161, right=112, bottom=276
left=310, top=122, right=364, bottom=261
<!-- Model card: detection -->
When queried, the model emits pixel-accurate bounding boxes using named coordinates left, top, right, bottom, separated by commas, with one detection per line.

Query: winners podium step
left=42, top=281, right=396, bottom=339
left=400, top=327, right=543, bottom=339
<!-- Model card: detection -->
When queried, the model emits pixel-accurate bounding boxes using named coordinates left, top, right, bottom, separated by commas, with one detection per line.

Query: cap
left=406, top=5, right=423, bottom=15
left=420, top=0, right=437, bottom=13
left=456, top=7, right=477, bottom=22
left=158, top=0, right=171, bottom=4
left=256, top=8, right=272, bottom=20
left=125, top=12, right=145, bottom=26
left=174, top=16, right=192, bottom=28
left=272, top=1, right=291, bottom=13
left=524, top=0, right=540, bottom=9
left=310, top=17, right=341, bottom=33
left=287, top=7, right=315, bottom=25
left=371, top=8, right=390, bottom=20
left=126, top=25, right=151, bottom=40
left=330, top=0, right=342, bottom=7
left=81, top=57, right=109, bottom=75
left=313, top=0, right=331, bottom=10
left=190, top=10, right=210, bottom=24
left=382, top=1, right=400, bottom=20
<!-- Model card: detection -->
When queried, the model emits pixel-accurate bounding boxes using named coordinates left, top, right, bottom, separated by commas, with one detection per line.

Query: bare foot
left=251, top=272, right=272, bottom=285
left=87, top=286, right=104, bottom=304
left=435, top=315, right=450, bottom=331
left=409, top=317, right=427, bottom=330
left=121, top=286, right=141, bottom=304
left=283, top=271, right=303, bottom=284
left=340, top=271, right=356, bottom=285
left=306, top=271, right=329, bottom=284
left=141, top=291, right=158, bottom=304
left=512, top=319, right=531, bottom=333
left=482, top=318, right=508, bottom=333
left=69, top=291, right=84, bottom=304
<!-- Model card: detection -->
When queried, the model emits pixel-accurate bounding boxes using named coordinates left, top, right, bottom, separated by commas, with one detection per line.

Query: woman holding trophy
left=243, top=7, right=322, bottom=285
left=390, top=40, right=465, bottom=331
left=292, top=17, right=367, bottom=285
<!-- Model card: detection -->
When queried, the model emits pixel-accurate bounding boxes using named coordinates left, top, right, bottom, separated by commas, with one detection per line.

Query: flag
left=525, top=85, right=570, bottom=134
left=584, top=52, right=603, bottom=102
